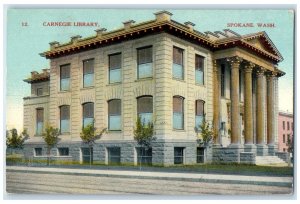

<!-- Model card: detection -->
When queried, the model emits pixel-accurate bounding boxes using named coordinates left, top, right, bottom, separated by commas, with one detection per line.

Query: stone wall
left=240, top=152, right=256, bottom=165
left=275, top=152, right=290, bottom=163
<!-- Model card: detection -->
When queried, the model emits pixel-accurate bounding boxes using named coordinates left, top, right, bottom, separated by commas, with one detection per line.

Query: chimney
left=71, top=35, right=82, bottom=44
left=184, top=21, right=195, bottom=31
left=95, top=28, right=107, bottom=36
left=123, top=20, right=135, bottom=29
left=154, top=10, right=173, bottom=22
left=49, top=41, right=59, bottom=50
left=31, top=71, right=38, bottom=78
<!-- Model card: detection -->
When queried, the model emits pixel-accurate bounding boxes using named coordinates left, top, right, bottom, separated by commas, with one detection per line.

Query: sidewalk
left=6, top=166, right=293, bottom=187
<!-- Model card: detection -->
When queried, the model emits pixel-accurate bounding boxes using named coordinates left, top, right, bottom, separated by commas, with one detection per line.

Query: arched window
left=137, top=96, right=153, bottom=125
left=82, top=102, right=94, bottom=128
left=36, top=108, right=44, bottom=135
left=173, top=96, right=184, bottom=129
left=195, top=100, right=205, bottom=127
left=108, top=99, right=121, bottom=130
left=60, top=105, right=70, bottom=133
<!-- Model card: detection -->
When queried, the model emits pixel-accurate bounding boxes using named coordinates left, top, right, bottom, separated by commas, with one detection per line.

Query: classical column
left=256, top=68, right=267, bottom=155
left=213, top=60, right=220, bottom=145
left=267, top=72, right=276, bottom=155
left=244, top=63, right=256, bottom=152
left=229, top=57, right=242, bottom=145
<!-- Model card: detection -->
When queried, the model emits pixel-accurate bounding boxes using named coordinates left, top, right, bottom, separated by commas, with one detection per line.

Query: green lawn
left=6, top=154, right=293, bottom=177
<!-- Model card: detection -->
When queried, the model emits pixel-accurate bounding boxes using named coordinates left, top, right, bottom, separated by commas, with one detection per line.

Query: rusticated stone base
left=267, top=144, right=276, bottom=156
left=21, top=139, right=212, bottom=166
left=244, top=144, right=257, bottom=153
left=256, top=144, right=268, bottom=156
left=212, top=144, right=243, bottom=164
left=275, top=151, right=290, bottom=163
left=240, top=152, right=256, bottom=165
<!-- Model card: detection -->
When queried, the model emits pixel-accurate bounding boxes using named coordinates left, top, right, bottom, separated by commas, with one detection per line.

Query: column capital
left=227, top=56, right=243, bottom=67
left=244, top=62, right=256, bottom=73
left=266, top=71, right=277, bottom=80
left=255, top=67, right=266, bottom=76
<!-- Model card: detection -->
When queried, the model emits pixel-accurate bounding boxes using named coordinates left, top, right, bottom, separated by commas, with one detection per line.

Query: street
left=6, top=170, right=293, bottom=195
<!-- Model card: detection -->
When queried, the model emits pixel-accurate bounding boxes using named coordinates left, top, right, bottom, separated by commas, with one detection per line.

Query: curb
left=7, top=168, right=293, bottom=188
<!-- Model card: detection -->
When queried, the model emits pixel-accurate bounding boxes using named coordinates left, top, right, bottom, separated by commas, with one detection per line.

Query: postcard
left=5, top=7, right=294, bottom=196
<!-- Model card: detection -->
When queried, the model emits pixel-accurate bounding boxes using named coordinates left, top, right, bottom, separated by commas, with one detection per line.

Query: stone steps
left=255, top=156, right=288, bottom=166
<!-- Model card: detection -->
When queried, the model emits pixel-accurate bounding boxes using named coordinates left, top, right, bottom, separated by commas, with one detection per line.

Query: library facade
left=23, top=11, right=285, bottom=165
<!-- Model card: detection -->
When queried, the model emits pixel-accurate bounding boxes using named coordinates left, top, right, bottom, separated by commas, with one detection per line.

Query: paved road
left=6, top=171, right=292, bottom=195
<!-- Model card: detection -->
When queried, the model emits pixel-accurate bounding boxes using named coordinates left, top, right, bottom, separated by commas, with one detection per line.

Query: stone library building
left=23, top=11, right=286, bottom=166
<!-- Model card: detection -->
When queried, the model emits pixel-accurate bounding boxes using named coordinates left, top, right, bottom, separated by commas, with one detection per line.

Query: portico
left=213, top=50, right=284, bottom=162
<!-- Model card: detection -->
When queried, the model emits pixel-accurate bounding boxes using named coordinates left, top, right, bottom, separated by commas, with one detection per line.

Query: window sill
left=107, top=82, right=122, bottom=86
left=172, top=77, right=185, bottom=82
left=135, top=77, right=153, bottom=82
left=81, top=86, right=95, bottom=90
left=107, top=130, right=122, bottom=133
left=195, top=83, right=205, bottom=87
left=60, top=132, right=71, bottom=135
left=173, top=129, right=186, bottom=132
left=58, top=90, right=71, bottom=93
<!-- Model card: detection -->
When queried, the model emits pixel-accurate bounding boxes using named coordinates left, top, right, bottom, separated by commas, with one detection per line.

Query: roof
left=24, top=69, right=50, bottom=84
left=279, top=111, right=293, bottom=118
left=40, top=11, right=283, bottom=64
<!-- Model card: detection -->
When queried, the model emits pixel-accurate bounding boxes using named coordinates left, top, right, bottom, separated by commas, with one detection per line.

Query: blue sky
left=6, top=9, right=294, bottom=131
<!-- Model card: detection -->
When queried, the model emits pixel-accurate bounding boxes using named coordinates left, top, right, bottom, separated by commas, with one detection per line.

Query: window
left=83, top=59, right=94, bottom=87
left=292, top=122, right=293, bottom=130
left=136, top=147, right=152, bottom=166
left=283, top=148, right=286, bottom=152
left=195, top=55, right=204, bottom=85
left=36, top=88, right=43, bottom=96
left=283, top=134, right=286, bottom=143
left=221, top=122, right=226, bottom=136
left=34, top=148, right=42, bottom=156
left=197, top=147, right=205, bottom=163
left=108, top=99, right=121, bottom=130
left=137, top=96, right=153, bottom=125
left=287, top=122, right=290, bottom=130
left=174, top=147, right=184, bottom=164
left=109, top=53, right=122, bottom=83
left=173, top=47, right=184, bottom=80
left=195, top=100, right=205, bottom=128
left=82, top=102, right=94, bottom=128
left=58, top=148, right=69, bottom=156
left=60, top=64, right=70, bottom=91
left=107, top=147, right=121, bottom=165
left=137, top=46, right=152, bottom=79
left=60, top=105, right=70, bottom=133
left=173, top=96, right=184, bottom=129
left=36, top=108, right=44, bottom=135
left=221, top=64, right=225, bottom=97
left=283, top=121, right=285, bottom=130
left=287, top=134, right=290, bottom=143
left=81, top=148, right=93, bottom=164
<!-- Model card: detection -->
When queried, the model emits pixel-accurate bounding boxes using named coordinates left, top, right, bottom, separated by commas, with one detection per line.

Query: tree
left=133, top=116, right=156, bottom=169
left=6, top=128, right=29, bottom=150
left=195, top=117, right=214, bottom=147
left=194, top=117, right=214, bottom=163
left=42, top=126, right=60, bottom=166
left=80, top=123, right=106, bottom=167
